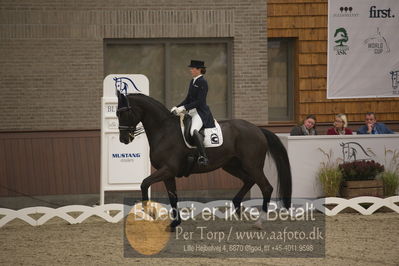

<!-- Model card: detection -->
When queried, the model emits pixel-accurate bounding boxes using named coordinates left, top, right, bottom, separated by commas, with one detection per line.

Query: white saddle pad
left=179, top=114, right=223, bottom=148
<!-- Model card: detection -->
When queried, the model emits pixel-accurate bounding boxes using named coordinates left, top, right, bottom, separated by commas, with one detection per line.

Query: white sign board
left=100, top=74, right=150, bottom=205
left=327, top=0, right=399, bottom=98
left=252, top=134, right=399, bottom=199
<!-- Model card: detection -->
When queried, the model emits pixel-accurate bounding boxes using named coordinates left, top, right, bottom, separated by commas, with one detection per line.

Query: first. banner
left=327, top=0, right=399, bottom=98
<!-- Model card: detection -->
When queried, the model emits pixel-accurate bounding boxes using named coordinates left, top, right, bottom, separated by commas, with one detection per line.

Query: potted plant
left=379, top=171, right=399, bottom=196
left=339, top=160, right=385, bottom=198
left=316, top=149, right=343, bottom=197
left=378, top=148, right=399, bottom=197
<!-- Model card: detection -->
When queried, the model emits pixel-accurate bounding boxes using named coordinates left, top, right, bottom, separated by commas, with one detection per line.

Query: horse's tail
left=259, top=128, right=292, bottom=209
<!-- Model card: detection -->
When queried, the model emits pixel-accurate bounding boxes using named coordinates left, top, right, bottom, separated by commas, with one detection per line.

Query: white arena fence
left=0, top=196, right=398, bottom=228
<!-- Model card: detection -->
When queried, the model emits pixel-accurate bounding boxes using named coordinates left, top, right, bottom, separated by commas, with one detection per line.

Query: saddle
left=176, top=113, right=224, bottom=178
left=179, top=114, right=223, bottom=149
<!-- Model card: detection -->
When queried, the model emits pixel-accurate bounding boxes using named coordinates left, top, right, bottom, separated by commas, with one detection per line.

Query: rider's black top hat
left=188, top=60, right=206, bottom=68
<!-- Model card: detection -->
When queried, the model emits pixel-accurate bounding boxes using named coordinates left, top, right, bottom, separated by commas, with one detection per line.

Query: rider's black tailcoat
left=178, top=76, right=215, bottom=128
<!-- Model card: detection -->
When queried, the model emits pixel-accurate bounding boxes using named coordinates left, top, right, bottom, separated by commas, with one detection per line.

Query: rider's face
left=190, top=67, right=201, bottom=77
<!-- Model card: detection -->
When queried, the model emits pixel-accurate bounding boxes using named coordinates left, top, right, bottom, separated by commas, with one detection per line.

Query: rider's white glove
left=175, top=106, right=186, bottom=115
left=170, top=106, right=177, bottom=113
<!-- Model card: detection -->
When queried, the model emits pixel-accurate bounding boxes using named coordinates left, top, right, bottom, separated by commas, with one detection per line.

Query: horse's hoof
left=170, top=220, right=181, bottom=228
left=253, top=221, right=263, bottom=230
left=234, top=208, right=241, bottom=216
left=166, top=225, right=176, bottom=232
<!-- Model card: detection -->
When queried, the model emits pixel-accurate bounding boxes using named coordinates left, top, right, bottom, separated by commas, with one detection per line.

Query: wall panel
left=0, top=131, right=242, bottom=197
left=268, top=0, right=399, bottom=125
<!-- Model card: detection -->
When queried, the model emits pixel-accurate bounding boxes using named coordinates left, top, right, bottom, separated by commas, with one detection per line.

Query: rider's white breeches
left=189, top=108, right=203, bottom=136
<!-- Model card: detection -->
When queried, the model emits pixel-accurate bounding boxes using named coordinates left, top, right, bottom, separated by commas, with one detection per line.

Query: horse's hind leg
left=163, top=177, right=181, bottom=231
left=223, top=162, right=255, bottom=214
left=232, top=180, right=255, bottom=214
left=245, top=168, right=273, bottom=229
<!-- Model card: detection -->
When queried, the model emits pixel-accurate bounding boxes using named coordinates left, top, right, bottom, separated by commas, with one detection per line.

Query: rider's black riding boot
left=192, top=130, right=209, bottom=166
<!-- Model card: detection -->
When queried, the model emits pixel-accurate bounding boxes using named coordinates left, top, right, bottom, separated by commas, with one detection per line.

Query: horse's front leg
left=140, top=166, right=173, bottom=202
left=163, top=177, right=181, bottom=231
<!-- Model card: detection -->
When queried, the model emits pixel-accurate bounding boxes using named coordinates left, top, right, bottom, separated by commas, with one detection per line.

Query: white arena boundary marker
left=0, top=196, right=398, bottom=227
left=101, top=74, right=151, bottom=205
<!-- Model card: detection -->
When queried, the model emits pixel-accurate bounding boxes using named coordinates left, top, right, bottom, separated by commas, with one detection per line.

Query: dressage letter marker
left=101, top=74, right=150, bottom=205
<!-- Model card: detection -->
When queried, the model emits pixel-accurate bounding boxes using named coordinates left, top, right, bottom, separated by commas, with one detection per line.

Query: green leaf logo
left=334, top=28, right=349, bottom=46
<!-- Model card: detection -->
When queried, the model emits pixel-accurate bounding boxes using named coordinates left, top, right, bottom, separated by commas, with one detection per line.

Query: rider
left=171, top=60, right=215, bottom=166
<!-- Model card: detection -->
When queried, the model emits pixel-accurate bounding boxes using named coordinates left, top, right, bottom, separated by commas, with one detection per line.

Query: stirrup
left=197, top=155, right=209, bottom=166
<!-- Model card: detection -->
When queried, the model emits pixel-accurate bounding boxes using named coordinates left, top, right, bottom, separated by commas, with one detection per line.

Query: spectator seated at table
left=290, top=114, right=318, bottom=136
left=357, top=112, right=395, bottom=134
left=326, top=113, right=353, bottom=135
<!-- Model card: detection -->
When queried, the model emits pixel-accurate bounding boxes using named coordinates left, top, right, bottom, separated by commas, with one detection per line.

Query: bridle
left=116, top=106, right=145, bottom=139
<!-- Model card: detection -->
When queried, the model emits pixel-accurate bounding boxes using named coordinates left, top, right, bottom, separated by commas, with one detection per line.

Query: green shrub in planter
left=317, top=148, right=343, bottom=197
left=380, top=148, right=399, bottom=196
left=317, top=167, right=343, bottom=197
left=339, top=160, right=384, bottom=181
left=379, top=171, right=399, bottom=196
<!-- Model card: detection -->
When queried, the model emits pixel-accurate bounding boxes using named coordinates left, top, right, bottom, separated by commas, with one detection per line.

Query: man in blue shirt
left=357, top=112, right=395, bottom=134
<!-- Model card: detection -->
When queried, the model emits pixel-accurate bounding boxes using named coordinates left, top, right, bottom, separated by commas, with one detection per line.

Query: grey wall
left=0, top=0, right=268, bottom=131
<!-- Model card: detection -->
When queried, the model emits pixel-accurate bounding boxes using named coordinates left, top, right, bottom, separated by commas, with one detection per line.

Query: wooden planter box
left=341, top=180, right=384, bottom=198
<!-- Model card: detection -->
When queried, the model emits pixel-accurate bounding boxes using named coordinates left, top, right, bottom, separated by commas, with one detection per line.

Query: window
left=104, top=39, right=232, bottom=119
left=268, top=38, right=295, bottom=122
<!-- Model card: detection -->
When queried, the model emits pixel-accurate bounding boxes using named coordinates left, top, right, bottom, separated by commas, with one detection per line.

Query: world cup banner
left=327, top=0, right=399, bottom=98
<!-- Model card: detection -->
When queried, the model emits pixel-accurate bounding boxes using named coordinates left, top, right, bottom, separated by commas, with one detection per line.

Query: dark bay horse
left=116, top=92, right=292, bottom=230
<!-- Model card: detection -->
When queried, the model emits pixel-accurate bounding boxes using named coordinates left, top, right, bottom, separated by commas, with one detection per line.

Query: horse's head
left=116, top=91, right=142, bottom=144
left=114, top=77, right=140, bottom=95
left=114, top=77, right=127, bottom=95
left=341, top=142, right=350, bottom=161
left=341, top=142, right=359, bottom=162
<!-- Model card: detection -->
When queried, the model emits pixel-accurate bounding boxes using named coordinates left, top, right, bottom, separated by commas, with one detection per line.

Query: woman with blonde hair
left=326, top=113, right=353, bottom=135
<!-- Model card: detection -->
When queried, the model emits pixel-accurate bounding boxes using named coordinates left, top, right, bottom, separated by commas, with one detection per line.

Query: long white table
left=251, top=134, right=399, bottom=199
